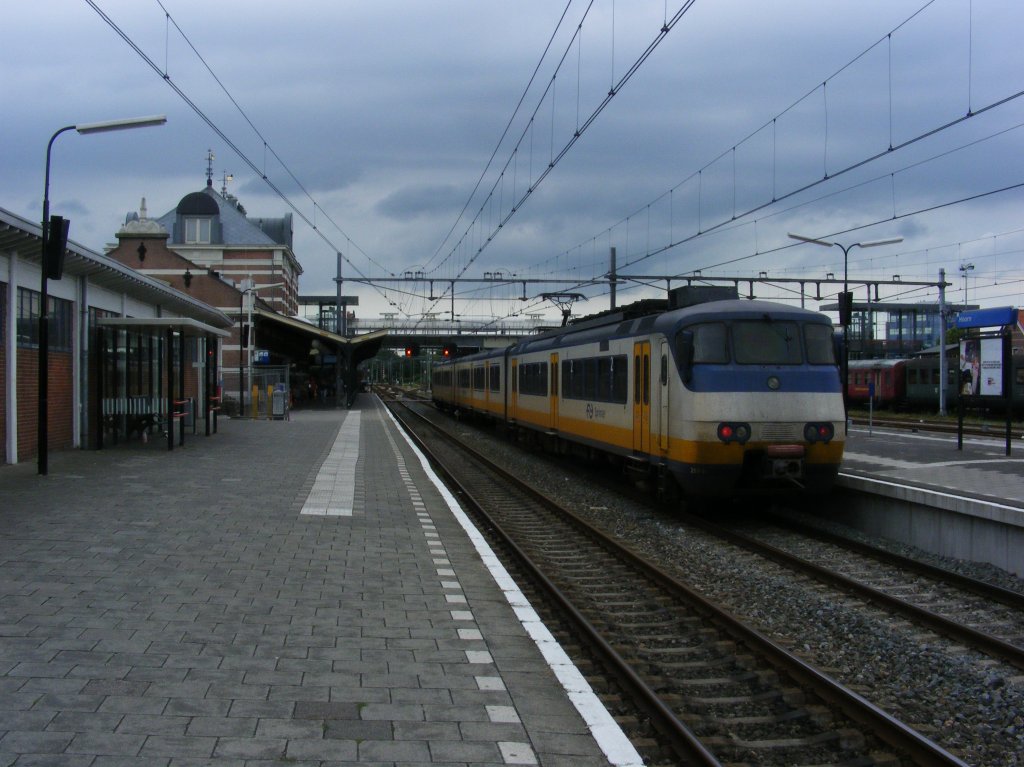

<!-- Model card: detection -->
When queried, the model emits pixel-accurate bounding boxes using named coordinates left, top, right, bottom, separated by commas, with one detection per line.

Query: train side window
left=634, top=355, right=641, bottom=404
left=643, top=354, right=650, bottom=405
left=660, top=354, right=668, bottom=385
left=584, top=358, right=597, bottom=399
left=598, top=357, right=613, bottom=400
left=931, top=369, right=941, bottom=385
left=804, top=323, right=836, bottom=364
left=490, top=365, right=501, bottom=392
left=691, top=323, right=728, bottom=363
left=612, top=355, right=628, bottom=403
left=908, top=368, right=918, bottom=385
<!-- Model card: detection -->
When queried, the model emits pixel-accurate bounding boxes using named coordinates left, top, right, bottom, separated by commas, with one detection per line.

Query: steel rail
left=684, top=514, right=1024, bottom=672
left=767, top=512, right=1024, bottom=610
left=386, top=399, right=722, bottom=766
left=388, top=398, right=969, bottom=767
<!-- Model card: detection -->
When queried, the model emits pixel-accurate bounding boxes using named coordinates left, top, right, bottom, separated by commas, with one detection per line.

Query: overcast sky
left=4, top=0, right=1024, bottom=323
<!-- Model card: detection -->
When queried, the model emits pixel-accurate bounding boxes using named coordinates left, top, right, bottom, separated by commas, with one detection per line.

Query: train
left=431, top=299, right=846, bottom=498
left=846, top=354, right=1024, bottom=410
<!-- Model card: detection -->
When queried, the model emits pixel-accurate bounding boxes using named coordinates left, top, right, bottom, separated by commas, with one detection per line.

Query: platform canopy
left=96, top=316, right=231, bottom=337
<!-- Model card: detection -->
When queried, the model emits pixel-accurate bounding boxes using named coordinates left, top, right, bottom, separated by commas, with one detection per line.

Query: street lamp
left=788, top=232, right=903, bottom=418
left=238, top=281, right=285, bottom=416
left=38, top=115, right=167, bottom=475
left=959, top=262, right=975, bottom=308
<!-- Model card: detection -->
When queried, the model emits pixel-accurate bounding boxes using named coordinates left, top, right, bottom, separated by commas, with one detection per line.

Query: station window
left=184, top=217, right=212, bottom=244
left=16, top=288, right=72, bottom=350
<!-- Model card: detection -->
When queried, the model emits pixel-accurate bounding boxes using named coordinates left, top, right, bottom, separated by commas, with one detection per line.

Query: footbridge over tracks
left=300, top=312, right=555, bottom=354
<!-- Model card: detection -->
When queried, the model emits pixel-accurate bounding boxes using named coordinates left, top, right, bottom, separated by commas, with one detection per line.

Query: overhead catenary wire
left=418, top=0, right=698, bottom=320
left=86, top=0, right=407, bottom=314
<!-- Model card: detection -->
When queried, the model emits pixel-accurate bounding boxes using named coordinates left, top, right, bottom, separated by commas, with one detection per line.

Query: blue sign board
left=955, top=306, right=1017, bottom=329
left=253, top=350, right=270, bottom=364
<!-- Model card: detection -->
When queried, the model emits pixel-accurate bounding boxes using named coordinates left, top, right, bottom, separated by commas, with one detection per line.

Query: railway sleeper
left=681, top=687, right=809, bottom=707
left=649, top=654, right=756, bottom=672
left=693, top=704, right=834, bottom=729
left=666, top=669, right=780, bottom=689
left=699, top=726, right=867, bottom=754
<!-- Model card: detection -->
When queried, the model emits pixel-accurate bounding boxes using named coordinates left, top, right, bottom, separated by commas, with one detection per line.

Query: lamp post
left=788, top=233, right=903, bottom=419
left=238, top=281, right=285, bottom=417
left=959, top=262, right=974, bottom=308
left=38, top=115, right=166, bottom=475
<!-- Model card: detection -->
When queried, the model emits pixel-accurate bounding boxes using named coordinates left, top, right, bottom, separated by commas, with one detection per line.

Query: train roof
left=510, top=299, right=832, bottom=354
left=434, top=299, right=833, bottom=365
left=847, top=358, right=907, bottom=369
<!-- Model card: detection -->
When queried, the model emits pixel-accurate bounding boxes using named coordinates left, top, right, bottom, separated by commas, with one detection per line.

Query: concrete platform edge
left=382, top=404, right=645, bottom=767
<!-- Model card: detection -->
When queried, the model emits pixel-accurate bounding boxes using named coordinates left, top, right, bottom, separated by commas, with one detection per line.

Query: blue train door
left=633, top=341, right=651, bottom=453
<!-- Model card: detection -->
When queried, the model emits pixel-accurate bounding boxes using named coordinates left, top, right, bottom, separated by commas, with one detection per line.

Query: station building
left=104, top=178, right=385, bottom=414
left=0, top=207, right=233, bottom=466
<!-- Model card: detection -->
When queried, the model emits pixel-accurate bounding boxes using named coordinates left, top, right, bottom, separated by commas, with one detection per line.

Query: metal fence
left=221, top=364, right=291, bottom=419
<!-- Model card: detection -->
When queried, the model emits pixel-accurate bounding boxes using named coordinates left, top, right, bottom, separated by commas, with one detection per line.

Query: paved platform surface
left=0, top=396, right=639, bottom=766
left=840, top=422, right=1024, bottom=511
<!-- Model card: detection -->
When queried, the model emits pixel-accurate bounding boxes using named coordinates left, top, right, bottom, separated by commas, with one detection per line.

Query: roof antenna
left=221, top=171, right=233, bottom=198
left=205, top=149, right=215, bottom=188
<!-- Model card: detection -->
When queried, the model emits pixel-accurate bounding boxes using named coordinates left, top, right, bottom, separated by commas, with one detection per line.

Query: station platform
left=0, top=396, right=640, bottom=766
left=834, top=421, right=1024, bottom=576
left=840, top=422, right=1024, bottom=509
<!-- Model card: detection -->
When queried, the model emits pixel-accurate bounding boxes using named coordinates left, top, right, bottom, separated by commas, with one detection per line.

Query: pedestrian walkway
left=840, top=423, right=1024, bottom=510
left=0, top=396, right=641, bottom=766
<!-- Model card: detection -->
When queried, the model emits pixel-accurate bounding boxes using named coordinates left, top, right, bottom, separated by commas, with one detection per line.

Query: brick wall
left=16, top=349, right=74, bottom=462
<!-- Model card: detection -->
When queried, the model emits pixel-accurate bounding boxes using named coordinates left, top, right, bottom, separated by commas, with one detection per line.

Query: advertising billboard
left=959, top=337, right=1003, bottom=397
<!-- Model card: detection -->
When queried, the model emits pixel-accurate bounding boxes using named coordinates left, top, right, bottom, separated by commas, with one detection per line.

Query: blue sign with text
left=955, top=306, right=1017, bottom=329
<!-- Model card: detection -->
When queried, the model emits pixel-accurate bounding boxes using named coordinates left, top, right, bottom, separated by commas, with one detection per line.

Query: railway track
left=383, top=395, right=969, bottom=767
left=695, top=512, right=1024, bottom=671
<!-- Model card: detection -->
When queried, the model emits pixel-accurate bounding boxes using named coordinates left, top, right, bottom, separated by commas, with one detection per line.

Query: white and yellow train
left=431, top=299, right=845, bottom=497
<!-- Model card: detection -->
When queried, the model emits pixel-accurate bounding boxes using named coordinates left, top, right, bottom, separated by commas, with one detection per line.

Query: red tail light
left=717, top=422, right=751, bottom=444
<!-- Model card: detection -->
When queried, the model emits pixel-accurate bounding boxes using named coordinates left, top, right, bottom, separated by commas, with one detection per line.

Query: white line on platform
left=300, top=411, right=361, bottom=516
left=381, top=400, right=645, bottom=767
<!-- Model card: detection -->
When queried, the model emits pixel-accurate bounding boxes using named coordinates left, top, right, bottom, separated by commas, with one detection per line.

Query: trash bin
left=272, top=387, right=287, bottom=419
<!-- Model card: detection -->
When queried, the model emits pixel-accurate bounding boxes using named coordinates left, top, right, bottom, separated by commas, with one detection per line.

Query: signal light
left=442, top=343, right=457, bottom=358
left=404, top=343, right=420, bottom=358
left=838, top=291, right=854, bottom=326
left=44, top=215, right=70, bottom=280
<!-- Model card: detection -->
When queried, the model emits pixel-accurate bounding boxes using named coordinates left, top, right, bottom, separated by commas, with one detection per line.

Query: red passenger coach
left=846, top=359, right=906, bottom=407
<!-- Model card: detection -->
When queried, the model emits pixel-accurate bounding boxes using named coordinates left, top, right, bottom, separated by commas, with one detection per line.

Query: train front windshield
left=691, top=320, right=836, bottom=366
